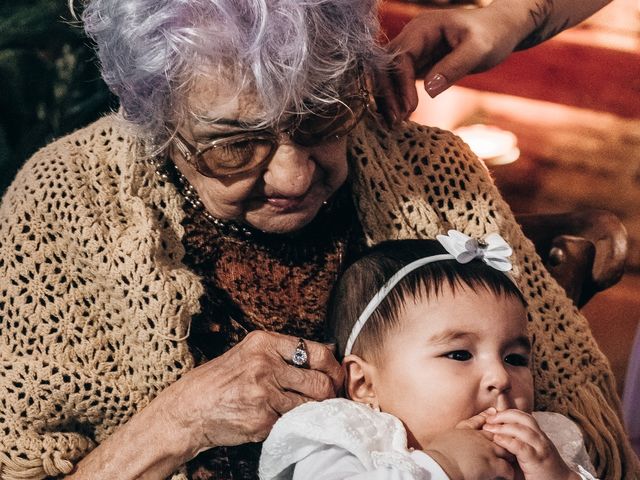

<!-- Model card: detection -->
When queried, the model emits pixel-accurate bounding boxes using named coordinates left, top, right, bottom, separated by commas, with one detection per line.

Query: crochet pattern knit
left=0, top=113, right=637, bottom=479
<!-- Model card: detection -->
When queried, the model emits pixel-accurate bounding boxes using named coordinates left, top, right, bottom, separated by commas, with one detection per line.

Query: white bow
left=436, top=230, right=513, bottom=272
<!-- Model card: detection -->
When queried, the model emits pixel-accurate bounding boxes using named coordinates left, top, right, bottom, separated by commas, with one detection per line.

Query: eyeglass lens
left=198, top=138, right=275, bottom=178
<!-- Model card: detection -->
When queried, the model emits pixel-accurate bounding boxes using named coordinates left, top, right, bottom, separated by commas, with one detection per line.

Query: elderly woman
left=0, top=0, right=636, bottom=479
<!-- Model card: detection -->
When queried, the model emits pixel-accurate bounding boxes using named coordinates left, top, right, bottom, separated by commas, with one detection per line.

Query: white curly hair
left=76, top=0, right=388, bottom=140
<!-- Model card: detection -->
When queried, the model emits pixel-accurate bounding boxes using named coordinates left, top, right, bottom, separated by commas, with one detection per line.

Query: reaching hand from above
left=374, top=0, right=612, bottom=125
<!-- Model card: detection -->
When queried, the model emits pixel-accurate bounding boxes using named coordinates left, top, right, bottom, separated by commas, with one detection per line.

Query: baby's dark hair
left=326, top=239, right=526, bottom=362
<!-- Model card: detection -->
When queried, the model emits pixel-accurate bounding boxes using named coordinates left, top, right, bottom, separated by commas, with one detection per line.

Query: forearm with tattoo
left=517, top=0, right=569, bottom=50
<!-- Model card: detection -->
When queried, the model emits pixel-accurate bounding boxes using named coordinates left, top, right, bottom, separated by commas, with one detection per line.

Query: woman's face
left=368, top=285, right=534, bottom=450
left=171, top=76, right=349, bottom=234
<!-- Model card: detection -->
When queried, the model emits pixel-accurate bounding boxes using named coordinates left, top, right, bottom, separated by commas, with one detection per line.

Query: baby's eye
left=504, top=353, right=529, bottom=367
left=445, top=350, right=472, bottom=361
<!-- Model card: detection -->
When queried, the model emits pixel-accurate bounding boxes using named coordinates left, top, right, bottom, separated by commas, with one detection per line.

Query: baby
left=260, top=231, right=598, bottom=480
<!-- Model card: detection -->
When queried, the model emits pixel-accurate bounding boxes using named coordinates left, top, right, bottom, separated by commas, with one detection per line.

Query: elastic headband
left=343, top=230, right=514, bottom=356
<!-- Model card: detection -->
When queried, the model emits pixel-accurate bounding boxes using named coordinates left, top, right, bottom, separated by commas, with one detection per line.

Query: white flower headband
left=343, top=230, right=514, bottom=356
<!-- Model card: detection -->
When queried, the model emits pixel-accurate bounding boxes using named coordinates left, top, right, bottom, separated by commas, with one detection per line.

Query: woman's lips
left=265, top=195, right=306, bottom=212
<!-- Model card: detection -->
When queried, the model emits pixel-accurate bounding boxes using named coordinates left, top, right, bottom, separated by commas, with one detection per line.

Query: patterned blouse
left=178, top=185, right=365, bottom=479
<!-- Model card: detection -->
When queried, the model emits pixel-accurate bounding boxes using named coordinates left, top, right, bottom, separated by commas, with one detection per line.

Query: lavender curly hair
left=77, top=0, right=388, bottom=140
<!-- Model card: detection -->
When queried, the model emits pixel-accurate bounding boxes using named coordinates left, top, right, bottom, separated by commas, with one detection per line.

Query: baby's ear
left=343, top=354, right=379, bottom=409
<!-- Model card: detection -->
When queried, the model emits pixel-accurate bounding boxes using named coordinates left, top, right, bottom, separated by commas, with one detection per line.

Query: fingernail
left=400, top=96, right=410, bottom=115
left=426, top=73, right=448, bottom=98
left=482, top=407, right=497, bottom=419
left=387, top=110, right=398, bottom=128
left=403, top=97, right=416, bottom=115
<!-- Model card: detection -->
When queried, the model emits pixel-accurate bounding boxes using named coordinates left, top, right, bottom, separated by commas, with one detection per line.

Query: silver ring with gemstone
left=292, top=338, right=309, bottom=368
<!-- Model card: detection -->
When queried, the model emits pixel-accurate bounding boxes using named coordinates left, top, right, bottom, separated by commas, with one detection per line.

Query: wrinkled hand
left=157, top=331, right=343, bottom=456
left=424, top=409, right=516, bottom=480
left=484, top=409, right=580, bottom=480
left=374, top=1, right=529, bottom=125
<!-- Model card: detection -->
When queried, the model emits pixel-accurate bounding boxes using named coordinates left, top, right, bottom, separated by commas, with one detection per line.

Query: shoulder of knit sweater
left=4, top=114, right=136, bottom=195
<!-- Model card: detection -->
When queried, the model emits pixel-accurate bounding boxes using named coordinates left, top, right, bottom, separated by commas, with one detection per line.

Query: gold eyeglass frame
left=172, top=74, right=370, bottom=179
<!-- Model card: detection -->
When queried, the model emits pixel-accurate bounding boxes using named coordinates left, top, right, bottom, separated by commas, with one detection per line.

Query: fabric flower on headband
left=436, top=230, right=513, bottom=272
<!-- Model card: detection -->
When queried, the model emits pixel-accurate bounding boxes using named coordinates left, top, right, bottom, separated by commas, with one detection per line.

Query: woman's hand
left=159, top=331, right=344, bottom=456
left=394, top=3, right=525, bottom=91
left=483, top=409, right=580, bottom=480
left=375, top=0, right=612, bottom=124
left=68, top=331, right=342, bottom=479
left=375, top=1, right=528, bottom=125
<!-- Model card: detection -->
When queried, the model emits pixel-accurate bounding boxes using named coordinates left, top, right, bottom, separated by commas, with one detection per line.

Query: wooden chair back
left=516, top=209, right=628, bottom=307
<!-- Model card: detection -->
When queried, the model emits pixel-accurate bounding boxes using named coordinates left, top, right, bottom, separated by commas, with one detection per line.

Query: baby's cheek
left=516, top=375, right=535, bottom=412
left=516, top=397, right=534, bottom=413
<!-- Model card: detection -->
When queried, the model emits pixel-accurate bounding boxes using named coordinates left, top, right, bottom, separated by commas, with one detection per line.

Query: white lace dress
left=259, top=398, right=598, bottom=480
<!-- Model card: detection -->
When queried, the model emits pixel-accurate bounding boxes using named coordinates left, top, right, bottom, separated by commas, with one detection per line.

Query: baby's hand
left=456, top=407, right=498, bottom=430
left=483, top=409, right=580, bottom=480
left=425, top=419, right=515, bottom=480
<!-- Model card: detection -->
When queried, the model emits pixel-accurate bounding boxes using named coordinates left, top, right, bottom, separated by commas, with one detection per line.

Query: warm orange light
left=453, top=124, right=520, bottom=166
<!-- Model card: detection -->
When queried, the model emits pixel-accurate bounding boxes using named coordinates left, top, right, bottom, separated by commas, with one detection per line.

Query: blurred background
left=0, top=0, right=113, bottom=195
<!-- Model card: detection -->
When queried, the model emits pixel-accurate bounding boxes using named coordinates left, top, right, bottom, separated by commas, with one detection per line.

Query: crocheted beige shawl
left=0, top=114, right=637, bottom=480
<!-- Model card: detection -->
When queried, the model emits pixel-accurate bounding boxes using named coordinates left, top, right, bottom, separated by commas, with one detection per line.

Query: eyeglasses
left=172, top=81, right=370, bottom=179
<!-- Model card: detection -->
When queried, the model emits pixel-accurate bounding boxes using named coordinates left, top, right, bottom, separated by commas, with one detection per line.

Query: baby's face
left=371, top=284, right=534, bottom=450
